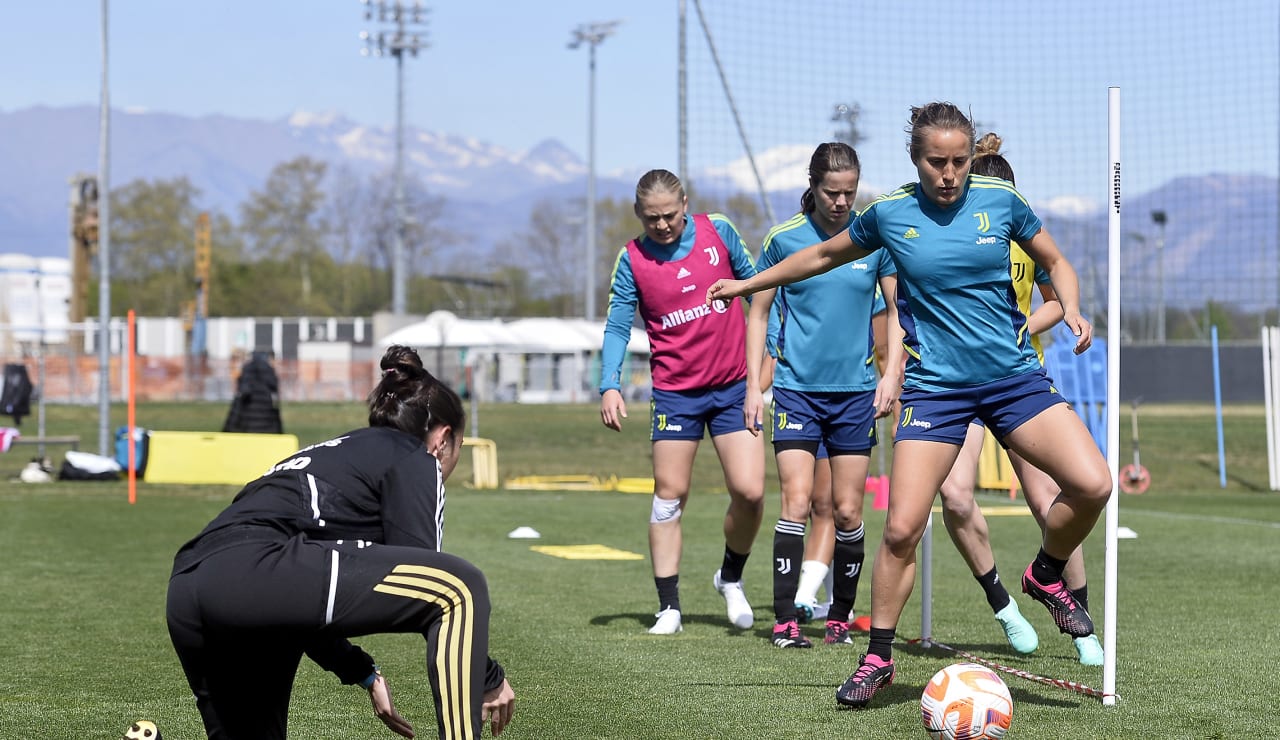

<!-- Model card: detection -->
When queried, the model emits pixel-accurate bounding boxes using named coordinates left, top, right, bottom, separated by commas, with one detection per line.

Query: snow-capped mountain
left=0, top=106, right=1275, bottom=311
left=0, top=105, right=594, bottom=259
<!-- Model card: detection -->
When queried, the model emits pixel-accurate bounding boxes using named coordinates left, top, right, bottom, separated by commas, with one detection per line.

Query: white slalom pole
left=1265, top=327, right=1280, bottom=490
left=1103, top=86, right=1121, bottom=706
left=1273, top=329, right=1280, bottom=490
left=1263, top=328, right=1275, bottom=490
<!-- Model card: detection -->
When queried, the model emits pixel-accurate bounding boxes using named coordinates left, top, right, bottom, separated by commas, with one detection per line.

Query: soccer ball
left=122, top=720, right=162, bottom=740
left=920, top=662, right=1013, bottom=740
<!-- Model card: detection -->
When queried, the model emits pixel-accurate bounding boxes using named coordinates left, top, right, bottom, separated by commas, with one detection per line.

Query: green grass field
left=2, top=402, right=1278, bottom=738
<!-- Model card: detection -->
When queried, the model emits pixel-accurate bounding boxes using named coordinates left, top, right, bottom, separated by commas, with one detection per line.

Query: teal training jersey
left=763, top=212, right=896, bottom=392
left=849, top=174, right=1042, bottom=391
left=766, top=278, right=885, bottom=358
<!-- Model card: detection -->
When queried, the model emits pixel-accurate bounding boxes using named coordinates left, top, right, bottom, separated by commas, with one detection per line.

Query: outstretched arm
left=367, top=671, right=415, bottom=738
left=706, top=231, right=871, bottom=303
left=1020, top=228, right=1091, bottom=354
left=742, top=286, right=776, bottom=435
left=303, top=641, right=415, bottom=738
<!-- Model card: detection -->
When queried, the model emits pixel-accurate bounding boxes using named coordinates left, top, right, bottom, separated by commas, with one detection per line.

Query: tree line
left=90, top=156, right=784, bottom=320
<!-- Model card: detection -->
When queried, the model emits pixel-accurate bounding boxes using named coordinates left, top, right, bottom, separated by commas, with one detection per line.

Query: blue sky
left=4, top=1, right=675, bottom=171
left=4, top=1, right=1277, bottom=208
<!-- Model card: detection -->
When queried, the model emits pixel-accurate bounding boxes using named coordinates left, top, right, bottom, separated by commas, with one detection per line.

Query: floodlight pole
left=569, top=20, right=619, bottom=321
left=361, top=1, right=429, bottom=316
left=97, top=0, right=112, bottom=457
left=1127, top=231, right=1149, bottom=340
left=677, top=0, right=687, bottom=180
left=1152, top=210, right=1167, bottom=344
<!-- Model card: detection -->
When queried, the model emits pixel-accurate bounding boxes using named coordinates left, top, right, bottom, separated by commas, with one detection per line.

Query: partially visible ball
left=122, top=720, right=162, bottom=740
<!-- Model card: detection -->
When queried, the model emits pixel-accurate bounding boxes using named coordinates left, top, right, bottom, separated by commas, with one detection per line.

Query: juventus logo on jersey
left=703, top=246, right=720, bottom=266
left=775, top=557, right=792, bottom=575
left=973, top=212, right=991, bottom=232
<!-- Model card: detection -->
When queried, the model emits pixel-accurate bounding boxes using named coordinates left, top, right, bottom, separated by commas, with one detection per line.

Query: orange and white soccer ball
left=920, top=662, right=1013, bottom=740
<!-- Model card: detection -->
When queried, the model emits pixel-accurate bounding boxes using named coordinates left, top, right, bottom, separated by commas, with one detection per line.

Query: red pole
left=127, top=309, right=136, bottom=504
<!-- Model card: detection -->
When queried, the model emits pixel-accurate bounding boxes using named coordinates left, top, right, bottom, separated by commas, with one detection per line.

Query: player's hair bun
left=975, top=132, right=1004, bottom=158
left=380, top=345, right=426, bottom=383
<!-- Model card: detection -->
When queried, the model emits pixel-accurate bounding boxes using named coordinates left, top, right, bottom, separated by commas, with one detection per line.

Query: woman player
left=708, top=102, right=1111, bottom=708
left=600, top=169, right=765, bottom=635
left=743, top=142, right=900, bottom=649
left=937, top=133, right=1104, bottom=666
left=167, top=345, right=515, bottom=738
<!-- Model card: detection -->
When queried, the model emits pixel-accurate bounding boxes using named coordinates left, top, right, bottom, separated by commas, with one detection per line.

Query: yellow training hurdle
left=462, top=437, right=499, bottom=489
left=977, top=426, right=1017, bottom=496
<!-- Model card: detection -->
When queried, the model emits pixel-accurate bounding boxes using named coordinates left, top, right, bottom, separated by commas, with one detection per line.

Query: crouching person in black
left=167, top=345, right=515, bottom=739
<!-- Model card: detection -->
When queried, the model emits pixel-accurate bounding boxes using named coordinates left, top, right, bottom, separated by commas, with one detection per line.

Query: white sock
left=822, top=563, right=835, bottom=606
left=795, top=559, right=830, bottom=605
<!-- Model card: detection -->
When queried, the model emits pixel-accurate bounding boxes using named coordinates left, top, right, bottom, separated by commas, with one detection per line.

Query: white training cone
left=507, top=526, right=541, bottom=539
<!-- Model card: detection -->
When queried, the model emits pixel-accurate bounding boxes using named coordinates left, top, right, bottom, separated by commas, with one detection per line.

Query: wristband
left=359, top=665, right=381, bottom=690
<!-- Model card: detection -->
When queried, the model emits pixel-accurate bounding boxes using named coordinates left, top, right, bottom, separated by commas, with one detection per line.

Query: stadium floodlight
left=831, top=103, right=864, bottom=148
left=359, top=1, right=430, bottom=316
left=569, top=20, right=621, bottom=322
left=1151, top=210, right=1168, bottom=343
left=1126, top=231, right=1152, bottom=340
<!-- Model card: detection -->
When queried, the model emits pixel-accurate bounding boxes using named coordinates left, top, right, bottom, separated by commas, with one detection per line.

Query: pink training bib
left=627, top=213, right=747, bottom=391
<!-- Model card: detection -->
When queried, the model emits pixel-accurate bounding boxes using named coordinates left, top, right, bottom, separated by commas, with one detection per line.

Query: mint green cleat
left=995, top=601, right=1039, bottom=654
left=1074, top=634, right=1104, bottom=666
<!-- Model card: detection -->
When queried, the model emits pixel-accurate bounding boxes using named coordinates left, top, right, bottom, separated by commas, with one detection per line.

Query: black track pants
left=167, top=536, right=491, bottom=740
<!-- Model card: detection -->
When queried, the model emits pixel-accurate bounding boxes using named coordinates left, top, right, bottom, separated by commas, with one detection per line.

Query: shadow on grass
left=897, top=638, right=1031, bottom=661
left=1195, top=458, right=1267, bottom=491
left=831, top=680, right=923, bottom=710
left=588, top=611, right=758, bottom=633
left=896, top=639, right=1098, bottom=709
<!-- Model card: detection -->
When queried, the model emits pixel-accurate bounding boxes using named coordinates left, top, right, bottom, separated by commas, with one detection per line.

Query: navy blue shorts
left=650, top=379, right=750, bottom=441
left=770, top=388, right=877, bottom=454
left=895, top=369, right=1066, bottom=446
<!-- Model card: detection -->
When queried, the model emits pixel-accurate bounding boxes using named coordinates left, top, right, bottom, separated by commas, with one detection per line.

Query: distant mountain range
left=0, top=105, right=615, bottom=262
left=1, top=106, right=1276, bottom=310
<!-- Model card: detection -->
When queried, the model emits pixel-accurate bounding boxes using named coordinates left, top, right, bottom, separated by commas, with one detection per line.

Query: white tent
left=503, top=318, right=649, bottom=354
left=375, top=313, right=652, bottom=404
left=501, top=317, right=595, bottom=352
left=380, top=310, right=525, bottom=350
left=381, top=313, right=651, bottom=356
left=563, top=319, right=650, bottom=355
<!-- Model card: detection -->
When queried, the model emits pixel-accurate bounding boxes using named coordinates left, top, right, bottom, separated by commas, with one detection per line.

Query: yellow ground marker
left=503, top=475, right=656, bottom=493
left=530, top=544, right=644, bottom=560
left=930, top=506, right=1033, bottom=516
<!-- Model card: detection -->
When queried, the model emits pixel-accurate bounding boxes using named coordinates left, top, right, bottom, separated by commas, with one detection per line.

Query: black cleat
left=771, top=620, right=813, bottom=648
left=1022, top=563, right=1094, bottom=637
left=835, top=653, right=894, bottom=708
